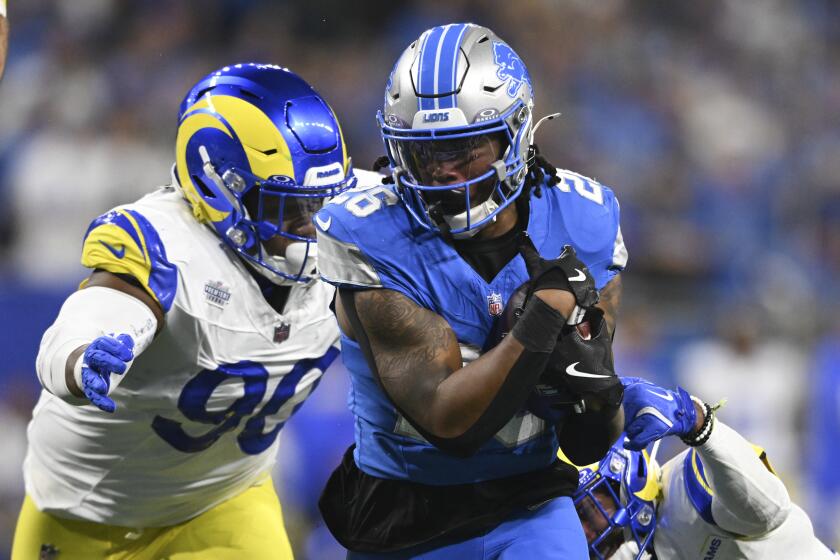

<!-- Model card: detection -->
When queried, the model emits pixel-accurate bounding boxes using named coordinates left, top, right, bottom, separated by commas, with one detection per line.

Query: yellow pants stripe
left=12, top=478, right=293, bottom=559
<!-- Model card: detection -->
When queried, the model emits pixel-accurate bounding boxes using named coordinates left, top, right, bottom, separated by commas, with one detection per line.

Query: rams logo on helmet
left=493, top=41, right=531, bottom=98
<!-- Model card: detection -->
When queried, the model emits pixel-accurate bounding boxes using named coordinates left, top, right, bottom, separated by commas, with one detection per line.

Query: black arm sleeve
left=340, top=289, right=560, bottom=458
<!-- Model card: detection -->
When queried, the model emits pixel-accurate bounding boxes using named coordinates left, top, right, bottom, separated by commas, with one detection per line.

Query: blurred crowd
left=0, top=1, right=838, bottom=558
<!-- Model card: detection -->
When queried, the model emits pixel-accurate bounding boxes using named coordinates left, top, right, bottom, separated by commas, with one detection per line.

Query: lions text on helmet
left=316, top=23, right=627, bottom=559
left=378, top=24, right=536, bottom=239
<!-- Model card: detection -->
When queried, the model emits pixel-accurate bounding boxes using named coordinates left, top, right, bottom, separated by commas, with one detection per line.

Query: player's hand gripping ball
left=488, top=281, right=612, bottom=424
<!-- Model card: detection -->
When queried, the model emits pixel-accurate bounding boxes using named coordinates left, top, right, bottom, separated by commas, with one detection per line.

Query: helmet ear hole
left=637, top=458, right=647, bottom=479
left=191, top=175, right=216, bottom=199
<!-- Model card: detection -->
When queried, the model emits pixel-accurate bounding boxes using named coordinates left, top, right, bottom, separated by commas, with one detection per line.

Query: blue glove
left=620, top=376, right=697, bottom=451
left=81, top=334, right=134, bottom=413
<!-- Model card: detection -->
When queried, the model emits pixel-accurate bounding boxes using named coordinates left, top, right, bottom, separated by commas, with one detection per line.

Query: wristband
left=0, top=1, right=6, bottom=18
left=511, top=296, right=566, bottom=353
left=681, top=397, right=726, bottom=447
left=72, top=353, right=85, bottom=393
left=36, top=286, right=158, bottom=402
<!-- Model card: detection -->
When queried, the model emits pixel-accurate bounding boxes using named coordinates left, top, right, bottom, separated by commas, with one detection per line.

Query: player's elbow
left=432, top=437, right=482, bottom=458
left=720, top=485, right=792, bottom=537
left=750, top=476, right=793, bottom=534
left=425, top=416, right=484, bottom=457
left=413, top=408, right=495, bottom=458
left=730, top=506, right=791, bottom=537
left=428, top=409, right=471, bottom=440
left=760, top=488, right=792, bottom=533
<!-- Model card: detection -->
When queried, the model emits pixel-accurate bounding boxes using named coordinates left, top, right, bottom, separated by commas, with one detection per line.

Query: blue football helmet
left=175, top=63, right=356, bottom=284
left=378, top=24, right=535, bottom=238
left=561, top=438, right=660, bottom=559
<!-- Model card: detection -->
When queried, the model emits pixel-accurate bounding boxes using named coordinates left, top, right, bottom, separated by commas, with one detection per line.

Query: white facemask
left=247, top=242, right=318, bottom=286
left=441, top=197, right=499, bottom=239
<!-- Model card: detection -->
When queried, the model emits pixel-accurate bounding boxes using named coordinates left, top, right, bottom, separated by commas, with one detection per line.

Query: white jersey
left=24, top=185, right=342, bottom=528
left=617, top=421, right=837, bottom=559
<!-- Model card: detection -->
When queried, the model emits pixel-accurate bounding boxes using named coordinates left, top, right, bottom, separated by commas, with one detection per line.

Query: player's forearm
left=418, top=336, right=557, bottom=457
left=351, top=284, right=576, bottom=455
left=425, top=291, right=573, bottom=433
left=36, top=286, right=157, bottom=403
left=701, top=420, right=791, bottom=536
left=421, top=299, right=578, bottom=459
left=427, top=333, right=530, bottom=436
left=64, top=345, right=87, bottom=398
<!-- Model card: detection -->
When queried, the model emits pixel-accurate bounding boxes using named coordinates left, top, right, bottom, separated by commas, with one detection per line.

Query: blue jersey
left=315, top=170, right=627, bottom=485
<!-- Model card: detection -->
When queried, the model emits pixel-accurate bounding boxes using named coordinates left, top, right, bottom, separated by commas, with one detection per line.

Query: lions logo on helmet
left=175, top=63, right=356, bottom=284
left=492, top=41, right=532, bottom=98
left=560, top=438, right=660, bottom=560
left=377, top=23, right=535, bottom=238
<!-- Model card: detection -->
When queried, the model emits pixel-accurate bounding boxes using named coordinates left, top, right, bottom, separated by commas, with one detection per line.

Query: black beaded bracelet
left=681, top=397, right=715, bottom=447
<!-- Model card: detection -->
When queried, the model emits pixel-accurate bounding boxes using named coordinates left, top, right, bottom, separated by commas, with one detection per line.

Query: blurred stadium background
left=1, top=1, right=839, bottom=557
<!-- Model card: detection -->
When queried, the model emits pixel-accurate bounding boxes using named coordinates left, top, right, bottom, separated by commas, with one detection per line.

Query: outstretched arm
left=622, top=378, right=791, bottom=536
left=37, top=270, right=163, bottom=412
left=699, top=419, right=791, bottom=536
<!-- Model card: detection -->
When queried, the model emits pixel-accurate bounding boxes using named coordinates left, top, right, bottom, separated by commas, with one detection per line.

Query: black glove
left=517, top=232, right=599, bottom=309
left=537, top=307, right=624, bottom=465
left=544, top=307, right=621, bottom=405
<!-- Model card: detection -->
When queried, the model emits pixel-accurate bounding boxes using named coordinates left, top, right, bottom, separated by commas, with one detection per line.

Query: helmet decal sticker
left=493, top=41, right=531, bottom=98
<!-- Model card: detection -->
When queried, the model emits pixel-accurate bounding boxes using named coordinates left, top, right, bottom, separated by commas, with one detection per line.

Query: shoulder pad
left=533, top=169, right=627, bottom=289
left=314, top=183, right=417, bottom=291
left=552, top=169, right=622, bottom=256
left=81, top=208, right=178, bottom=312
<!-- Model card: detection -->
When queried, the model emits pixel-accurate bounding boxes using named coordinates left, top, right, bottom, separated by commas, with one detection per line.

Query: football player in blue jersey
left=314, top=23, right=628, bottom=558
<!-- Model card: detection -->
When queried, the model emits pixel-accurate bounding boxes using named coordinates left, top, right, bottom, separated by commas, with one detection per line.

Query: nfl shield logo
left=487, top=292, right=503, bottom=317
left=274, top=322, right=291, bottom=344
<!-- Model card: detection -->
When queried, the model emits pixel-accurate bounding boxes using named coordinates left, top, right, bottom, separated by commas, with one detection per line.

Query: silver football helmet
left=378, top=23, right=535, bottom=238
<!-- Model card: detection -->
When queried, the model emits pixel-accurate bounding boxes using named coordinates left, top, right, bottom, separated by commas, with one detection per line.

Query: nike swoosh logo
left=315, top=215, right=331, bottom=231
left=635, top=406, right=673, bottom=428
left=99, top=240, right=126, bottom=259
left=648, top=389, right=675, bottom=401
left=565, top=362, right=611, bottom=379
left=568, top=268, right=587, bottom=282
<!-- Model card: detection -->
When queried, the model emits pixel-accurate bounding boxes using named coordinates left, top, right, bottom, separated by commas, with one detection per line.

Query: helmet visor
left=229, top=165, right=354, bottom=243
left=247, top=189, right=325, bottom=242
left=576, top=481, right=626, bottom=559
left=395, top=133, right=505, bottom=216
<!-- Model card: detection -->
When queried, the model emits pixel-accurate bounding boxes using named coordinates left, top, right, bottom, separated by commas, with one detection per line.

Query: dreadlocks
left=522, top=144, right=560, bottom=199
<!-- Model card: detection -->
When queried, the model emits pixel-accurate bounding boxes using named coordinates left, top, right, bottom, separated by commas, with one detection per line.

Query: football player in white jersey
left=570, top=376, right=838, bottom=559
left=11, top=63, right=373, bottom=560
